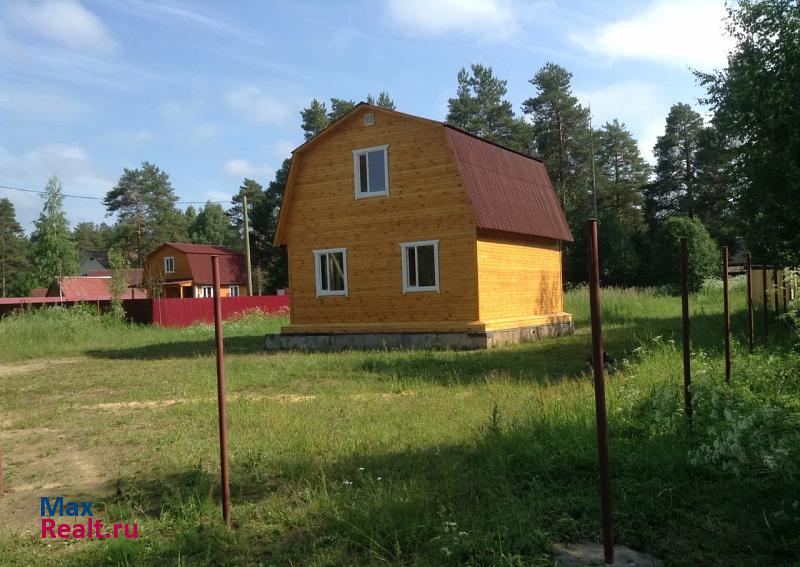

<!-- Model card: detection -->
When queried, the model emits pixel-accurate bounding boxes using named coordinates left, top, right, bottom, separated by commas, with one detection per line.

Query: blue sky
left=0, top=0, right=733, bottom=232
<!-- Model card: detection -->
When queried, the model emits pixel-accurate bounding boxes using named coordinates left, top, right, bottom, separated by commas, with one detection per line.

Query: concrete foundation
left=264, top=321, right=573, bottom=351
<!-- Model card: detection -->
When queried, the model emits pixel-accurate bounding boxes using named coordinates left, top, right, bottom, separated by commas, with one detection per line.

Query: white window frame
left=228, top=285, right=240, bottom=297
left=400, top=240, right=440, bottom=294
left=164, top=256, right=175, bottom=274
left=352, top=144, right=389, bottom=199
left=313, top=248, right=348, bottom=297
left=200, top=285, right=213, bottom=298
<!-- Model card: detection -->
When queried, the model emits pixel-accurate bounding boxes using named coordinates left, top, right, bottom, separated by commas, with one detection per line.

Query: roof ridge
left=442, top=124, right=544, bottom=163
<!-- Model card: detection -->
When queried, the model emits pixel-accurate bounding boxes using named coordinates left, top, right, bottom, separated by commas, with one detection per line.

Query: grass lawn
left=0, top=284, right=798, bottom=566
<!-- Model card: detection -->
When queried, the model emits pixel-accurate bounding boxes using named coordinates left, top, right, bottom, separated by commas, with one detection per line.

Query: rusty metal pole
left=762, top=266, right=769, bottom=342
left=746, top=254, right=754, bottom=351
left=680, top=238, right=692, bottom=422
left=586, top=219, right=614, bottom=565
left=211, top=256, right=232, bottom=528
left=722, top=247, right=731, bottom=383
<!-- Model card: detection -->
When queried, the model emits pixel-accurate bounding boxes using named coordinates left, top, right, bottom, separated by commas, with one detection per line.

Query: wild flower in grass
left=342, top=480, right=353, bottom=486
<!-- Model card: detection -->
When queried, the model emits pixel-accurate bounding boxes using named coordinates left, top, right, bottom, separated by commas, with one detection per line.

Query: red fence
left=0, top=295, right=291, bottom=327
left=149, top=295, right=290, bottom=327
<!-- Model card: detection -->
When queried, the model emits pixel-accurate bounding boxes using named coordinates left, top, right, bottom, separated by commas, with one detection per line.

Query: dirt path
left=0, top=426, right=114, bottom=534
left=0, top=357, right=87, bottom=379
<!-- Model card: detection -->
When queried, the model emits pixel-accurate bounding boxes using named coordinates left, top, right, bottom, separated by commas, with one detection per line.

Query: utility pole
left=589, top=104, right=598, bottom=219
left=1, top=221, right=6, bottom=298
left=242, top=195, right=253, bottom=296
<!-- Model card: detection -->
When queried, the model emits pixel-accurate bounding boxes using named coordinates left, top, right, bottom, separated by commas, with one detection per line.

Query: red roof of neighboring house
left=444, top=126, right=573, bottom=242
left=154, top=243, right=247, bottom=285
left=29, top=288, right=48, bottom=297
left=48, top=277, right=147, bottom=301
left=165, top=243, right=242, bottom=255
left=87, top=268, right=144, bottom=286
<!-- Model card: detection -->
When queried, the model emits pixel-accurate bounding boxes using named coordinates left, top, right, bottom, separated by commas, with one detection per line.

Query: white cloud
left=224, top=86, right=291, bottom=125
left=575, top=80, right=668, bottom=162
left=572, top=0, right=733, bottom=70
left=191, top=123, right=217, bottom=143
left=0, top=143, right=113, bottom=229
left=0, top=84, right=83, bottom=121
left=9, top=0, right=118, bottom=54
left=223, top=159, right=273, bottom=180
left=386, top=0, right=519, bottom=41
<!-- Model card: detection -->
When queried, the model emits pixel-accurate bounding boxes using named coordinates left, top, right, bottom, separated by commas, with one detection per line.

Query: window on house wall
left=314, top=248, right=348, bottom=297
left=164, top=256, right=175, bottom=273
left=229, top=285, right=240, bottom=297
left=401, top=240, right=439, bottom=293
left=353, top=145, right=388, bottom=198
left=200, top=285, right=213, bottom=298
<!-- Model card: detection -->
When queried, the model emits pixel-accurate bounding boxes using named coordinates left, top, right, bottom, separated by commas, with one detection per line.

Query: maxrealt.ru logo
left=40, top=497, right=139, bottom=540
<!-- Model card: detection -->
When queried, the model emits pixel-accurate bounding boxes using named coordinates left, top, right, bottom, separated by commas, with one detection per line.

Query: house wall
left=476, top=230, right=568, bottom=331
left=282, top=107, right=480, bottom=333
left=144, top=247, right=191, bottom=282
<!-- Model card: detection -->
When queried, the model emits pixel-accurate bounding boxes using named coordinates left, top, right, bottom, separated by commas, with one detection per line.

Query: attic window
left=164, top=256, right=175, bottom=273
left=353, top=145, right=389, bottom=199
left=364, top=113, right=375, bottom=126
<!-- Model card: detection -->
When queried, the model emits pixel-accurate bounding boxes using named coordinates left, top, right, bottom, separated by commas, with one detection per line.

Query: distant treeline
left=1, top=1, right=796, bottom=297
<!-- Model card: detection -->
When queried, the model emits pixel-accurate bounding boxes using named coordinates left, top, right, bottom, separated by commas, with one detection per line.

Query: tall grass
left=0, top=283, right=797, bottom=565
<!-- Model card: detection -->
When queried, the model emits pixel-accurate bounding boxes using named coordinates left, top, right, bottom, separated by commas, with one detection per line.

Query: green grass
left=0, top=281, right=798, bottom=566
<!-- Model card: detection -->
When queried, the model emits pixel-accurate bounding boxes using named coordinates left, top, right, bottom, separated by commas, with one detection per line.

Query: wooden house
left=269, top=104, right=573, bottom=349
left=143, top=243, right=248, bottom=298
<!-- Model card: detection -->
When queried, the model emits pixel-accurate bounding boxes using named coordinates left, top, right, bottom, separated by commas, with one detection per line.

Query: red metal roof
left=49, top=277, right=147, bottom=301
left=87, top=268, right=144, bottom=286
left=185, top=253, right=247, bottom=285
left=165, top=243, right=242, bottom=255
left=444, top=126, right=573, bottom=242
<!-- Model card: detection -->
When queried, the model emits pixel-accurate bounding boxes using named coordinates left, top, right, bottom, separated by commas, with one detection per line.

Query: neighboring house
left=87, top=268, right=145, bottom=288
left=143, top=243, right=248, bottom=298
left=79, top=250, right=109, bottom=275
left=270, top=103, right=573, bottom=349
left=47, top=276, right=147, bottom=301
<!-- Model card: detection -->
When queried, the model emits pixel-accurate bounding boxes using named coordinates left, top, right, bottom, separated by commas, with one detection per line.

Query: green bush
left=649, top=216, right=720, bottom=291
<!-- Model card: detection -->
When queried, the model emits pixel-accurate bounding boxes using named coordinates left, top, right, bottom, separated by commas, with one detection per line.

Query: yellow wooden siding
left=751, top=268, right=792, bottom=311
left=144, top=246, right=191, bottom=281
left=476, top=232, right=568, bottom=328
left=283, top=107, right=480, bottom=331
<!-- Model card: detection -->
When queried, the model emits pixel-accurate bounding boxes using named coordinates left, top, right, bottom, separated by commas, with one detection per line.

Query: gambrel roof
left=274, top=104, right=573, bottom=245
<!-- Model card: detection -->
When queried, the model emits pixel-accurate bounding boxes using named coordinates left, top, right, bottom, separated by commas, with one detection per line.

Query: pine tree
left=31, top=177, right=79, bottom=286
left=229, top=178, right=265, bottom=238
left=649, top=103, right=705, bottom=222
left=300, top=99, right=329, bottom=140
left=446, top=64, right=531, bottom=152
left=327, top=98, right=356, bottom=122
left=367, top=91, right=396, bottom=109
left=0, top=198, right=30, bottom=296
left=104, top=161, right=185, bottom=265
left=72, top=222, right=115, bottom=254
left=523, top=63, right=591, bottom=213
left=595, top=120, right=650, bottom=228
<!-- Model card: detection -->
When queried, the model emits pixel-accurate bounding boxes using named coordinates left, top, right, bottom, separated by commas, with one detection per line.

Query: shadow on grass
left=58, top=401, right=798, bottom=566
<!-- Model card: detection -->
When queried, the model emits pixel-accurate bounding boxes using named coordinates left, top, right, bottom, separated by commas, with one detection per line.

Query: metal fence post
left=722, top=247, right=731, bottom=383
left=680, top=238, right=692, bottom=421
left=746, top=254, right=754, bottom=351
left=212, top=256, right=232, bottom=528
left=586, top=219, right=614, bottom=565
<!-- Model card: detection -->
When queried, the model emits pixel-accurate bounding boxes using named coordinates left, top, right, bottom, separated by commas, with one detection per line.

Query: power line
left=0, top=183, right=230, bottom=205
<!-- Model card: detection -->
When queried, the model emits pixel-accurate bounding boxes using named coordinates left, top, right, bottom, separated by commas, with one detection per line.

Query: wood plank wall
left=283, top=107, right=480, bottom=331
left=476, top=230, right=566, bottom=328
